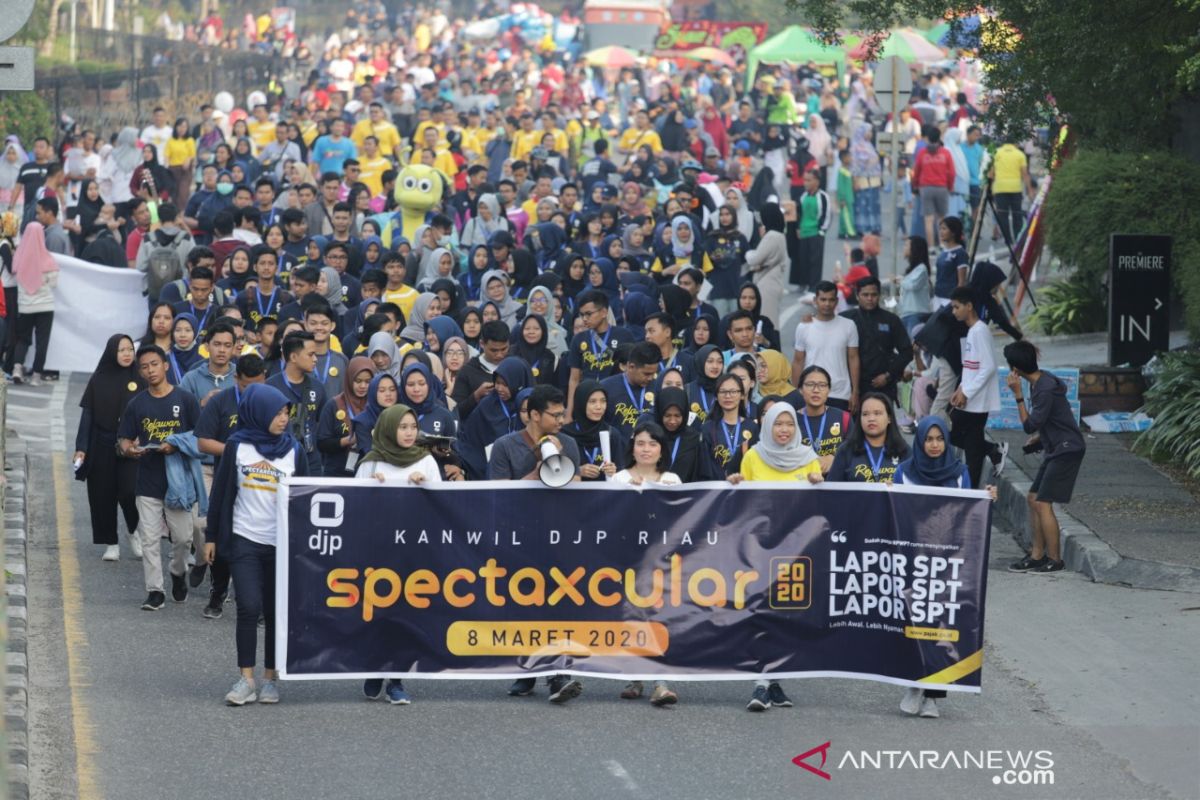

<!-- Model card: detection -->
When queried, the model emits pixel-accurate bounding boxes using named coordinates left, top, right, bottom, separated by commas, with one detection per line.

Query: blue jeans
left=853, top=186, right=881, bottom=234
left=230, top=535, right=276, bottom=670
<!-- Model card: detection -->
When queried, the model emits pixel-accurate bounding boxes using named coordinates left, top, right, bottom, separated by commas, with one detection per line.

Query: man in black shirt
left=266, top=331, right=326, bottom=475
left=450, top=320, right=511, bottom=420
left=840, top=277, right=911, bottom=405
left=117, top=345, right=202, bottom=610
left=11, top=137, right=55, bottom=230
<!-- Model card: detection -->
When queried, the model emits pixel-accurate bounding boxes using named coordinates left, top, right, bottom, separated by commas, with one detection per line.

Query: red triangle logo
left=792, top=741, right=832, bottom=780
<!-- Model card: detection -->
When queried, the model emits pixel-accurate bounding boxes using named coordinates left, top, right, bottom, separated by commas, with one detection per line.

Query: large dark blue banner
left=277, top=481, right=992, bottom=692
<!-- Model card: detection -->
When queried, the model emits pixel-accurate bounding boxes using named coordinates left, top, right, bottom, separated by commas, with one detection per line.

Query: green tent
left=746, top=26, right=846, bottom=88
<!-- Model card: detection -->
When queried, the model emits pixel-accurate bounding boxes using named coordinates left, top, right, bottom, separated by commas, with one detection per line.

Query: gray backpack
left=144, top=230, right=185, bottom=302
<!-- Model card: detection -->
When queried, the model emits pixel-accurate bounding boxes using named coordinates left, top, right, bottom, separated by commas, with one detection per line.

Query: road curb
left=993, top=454, right=1200, bottom=594
left=4, top=439, right=29, bottom=800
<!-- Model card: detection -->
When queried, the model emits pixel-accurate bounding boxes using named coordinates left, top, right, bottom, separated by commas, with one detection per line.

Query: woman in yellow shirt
left=165, top=117, right=197, bottom=209
left=731, top=401, right=824, bottom=484
left=728, top=399, right=821, bottom=712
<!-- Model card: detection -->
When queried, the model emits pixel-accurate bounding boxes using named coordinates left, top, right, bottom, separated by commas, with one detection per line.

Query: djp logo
left=792, top=741, right=832, bottom=780
left=769, top=557, right=812, bottom=610
left=310, top=493, right=344, bottom=527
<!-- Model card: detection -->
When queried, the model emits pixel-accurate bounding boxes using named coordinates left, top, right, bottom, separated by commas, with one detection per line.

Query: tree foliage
left=789, top=0, right=1200, bottom=150
left=0, top=91, right=54, bottom=147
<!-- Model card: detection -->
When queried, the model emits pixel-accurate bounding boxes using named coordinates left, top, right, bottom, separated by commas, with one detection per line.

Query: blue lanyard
left=585, top=446, right=600, bottom=464
left=233, top=383, right=241, bottom=406
left=697, top=387, right=709, bottom=414
left=498, top=398, right=514, bottom=429
left=660, top=350, right=676, bottom=372
left=169, top=352, right=183, bottom=385
left=190, top=303, right=211, bottom=333
left=668, top=437, right=681, bottom=468
left=865, top=443, right=885, bottom=478
left=590, top=327, right=611, bottom=355
left=317, top=352, right=332, bottom=383
left=802, top=410, right=826, bottom=449
left=256, top=287, right=278, bottom=319
left=722, top=419, right=742, bottom=451
left=623, top=375, right=645, bottom=414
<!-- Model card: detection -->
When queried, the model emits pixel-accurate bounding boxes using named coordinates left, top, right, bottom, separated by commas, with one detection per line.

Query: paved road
left=12, top=375, right=1198, bottom=800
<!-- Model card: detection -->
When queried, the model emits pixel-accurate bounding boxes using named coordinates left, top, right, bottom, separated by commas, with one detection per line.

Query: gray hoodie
left=1022, top=372, right=1086, bottom=460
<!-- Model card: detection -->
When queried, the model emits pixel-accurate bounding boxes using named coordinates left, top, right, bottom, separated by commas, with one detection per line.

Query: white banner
left=45, top=254, right=146, bottom=373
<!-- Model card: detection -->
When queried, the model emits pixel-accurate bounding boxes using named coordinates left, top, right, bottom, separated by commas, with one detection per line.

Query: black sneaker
left=202, top=591, right=225, bottom=619
left=188, top=562, right=209, bottom=588
left=141, top=591, right=166, bottom=611
left=767, top=682, right=793, bottom=708
left=1030, top=559, right=1065, bottom=574
left=548, top=675, right=582, bottom=704
left=170, top=572, right=188, bottom=602
left=990, top=441, right=1010, bottom=476
left=363, top=679, right=384, bottom=700
left=746, top=685, right=771, bottom=711
left=1008, top=554, right=1048, bottom=573
left=508, top=678, right=536, bottom=696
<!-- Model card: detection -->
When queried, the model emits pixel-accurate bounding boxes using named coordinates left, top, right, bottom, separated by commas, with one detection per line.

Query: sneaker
left=201, top=601, right=224, bottom=620
left=746, top=685, right=771, bottom=712
left=1030, top=559, right=1065, bottom=574
left=224, top=677, right=257, bottom=706
left=900, top=687, right=923, bottom=715
left=649, top=684, right=678, bottom=707
left=619, top=681, right=644, bottom=699
left=102, top=545, right=120, bottom=562
left=141, top=591, right=165, bottom=611
left=508, top=678, right=536, bottom=697
left=363, top=679, right=384, bottom=700
left=129, top=533, right=143, bottom=559
left=28, top=373, right=43, bottom=387
left=11, top=364, right=23, bottom=384
left=767, top=682, right=793, bottom=708
left=990, top=441, right=1009, bottom=476
left=548, top=676, right=582, bottom=704
left=188, top=562, right=208, bottom=588
left=258, top=680, right=280, bottom=704
left=1008, top=554, right=1048, bottom=573
left=170, top=572, right=188, bottom=602
left=919, top=696, right=939, bottom=718
left=385, top=680, right=411, bottom=705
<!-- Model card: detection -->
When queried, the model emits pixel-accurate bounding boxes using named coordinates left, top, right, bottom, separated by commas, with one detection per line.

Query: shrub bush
left=0, top=92, right=54, bottom=147
left=1136, top=349, right=1200, bottom=478
left=1042, top=149, right=1200, bottom=338
left=1029, top=272, right=1108, bottom=335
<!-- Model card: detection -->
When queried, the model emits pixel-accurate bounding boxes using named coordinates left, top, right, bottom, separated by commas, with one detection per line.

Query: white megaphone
left=538, top=437, right=574, bottom=488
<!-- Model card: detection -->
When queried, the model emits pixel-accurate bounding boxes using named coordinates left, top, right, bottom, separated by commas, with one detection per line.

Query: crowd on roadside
left=0, top=1, right=1082, bottom=716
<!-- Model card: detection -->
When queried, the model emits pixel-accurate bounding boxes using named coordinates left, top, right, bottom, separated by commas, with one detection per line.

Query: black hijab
left=690, top=344, right=722, bottom=393
left=654, top=386, right=703, bottom=482
left=80, top=334, right=144, bottom=432
left=561, top=379, right=608, bottom=452
left=660, top=284, right=693, bottom=333
left=556, top=252, right=588, bottom=300
left=510, top=313, right=550, bottom=366
left=760, top=202, right=785, bottom=234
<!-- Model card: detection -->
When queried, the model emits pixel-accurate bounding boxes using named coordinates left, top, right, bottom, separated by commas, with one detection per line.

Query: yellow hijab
left=759, top=349, right=796, bottom=397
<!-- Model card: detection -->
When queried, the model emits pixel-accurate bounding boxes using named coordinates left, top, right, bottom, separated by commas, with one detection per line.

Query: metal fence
left=35, top=28, right=281, bottom=134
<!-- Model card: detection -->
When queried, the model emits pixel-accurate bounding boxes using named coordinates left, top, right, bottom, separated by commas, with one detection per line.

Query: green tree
left=0, top=91, right=54, bottom=147
left=789, top=0, right=1200, bottom=150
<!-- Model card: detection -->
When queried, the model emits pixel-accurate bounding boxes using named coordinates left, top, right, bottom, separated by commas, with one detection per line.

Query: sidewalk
left=987, top=330, right=1200, bottom=592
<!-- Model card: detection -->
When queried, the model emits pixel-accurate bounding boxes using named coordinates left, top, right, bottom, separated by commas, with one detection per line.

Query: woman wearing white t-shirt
left=354, top=404, right=441, bottom=705
left=612, top=422, right=680, bottom=707
left=204, top=384, right=306, bottom=707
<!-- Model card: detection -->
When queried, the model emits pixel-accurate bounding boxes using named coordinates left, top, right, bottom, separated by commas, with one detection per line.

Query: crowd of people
left=2, top=2, right=1083, bottom=717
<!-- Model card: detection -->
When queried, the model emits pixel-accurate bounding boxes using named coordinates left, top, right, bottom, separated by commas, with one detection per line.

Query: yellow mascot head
left=394, top=163, right=449, bottom=216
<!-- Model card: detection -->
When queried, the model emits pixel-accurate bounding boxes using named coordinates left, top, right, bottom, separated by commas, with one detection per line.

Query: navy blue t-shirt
left=568, top=325, right=628, bottom=382
left=194, top=384, right=242, bottom=467
left=117, top=387, right=201, bottom=499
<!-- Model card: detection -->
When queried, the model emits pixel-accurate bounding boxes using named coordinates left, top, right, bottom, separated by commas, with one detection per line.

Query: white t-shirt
left=794, top=316, right=859, bottom=401
left=354, top=454, right=443, bottom=484
left=140, top=125, right=173, bottom=164
left=612, top=469, right=682, bottom=486
left=959, top=319, right=1001, bottom=413
left=231, top=442, right=297, bottom=546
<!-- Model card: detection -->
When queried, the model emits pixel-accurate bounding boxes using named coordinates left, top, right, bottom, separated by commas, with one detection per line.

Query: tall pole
left=70, top=0, right=77, bottom=63
left=889, top=72, right=900, bottom=282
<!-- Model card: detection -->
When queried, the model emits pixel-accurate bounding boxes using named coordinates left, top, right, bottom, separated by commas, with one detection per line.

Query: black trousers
left=950, top=408, right=997, bottom=488
left=14, top=311, right=54, bottom=374
left=994, top=192, right=1024, bottom=248
left=230, top=535, right=276, bottom=670
left=2, top=287, right=18, bottom=372
left=84, top=443, right=139, bottom=545
left=789, top=234, right=824, bottom=288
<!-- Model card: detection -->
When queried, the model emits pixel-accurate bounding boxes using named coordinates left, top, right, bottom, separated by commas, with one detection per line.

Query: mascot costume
left=381, top=163, right=450, bottom=249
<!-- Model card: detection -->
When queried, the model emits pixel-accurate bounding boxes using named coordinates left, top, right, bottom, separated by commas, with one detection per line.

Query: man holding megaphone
left=486, top=385, right=585, bottom=704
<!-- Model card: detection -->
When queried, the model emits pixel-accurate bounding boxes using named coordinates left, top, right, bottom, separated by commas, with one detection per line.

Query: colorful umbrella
left=923, top=22, right=950, bottom=45
left=849, top=27, right=946, bottom=63
left=583, top=45, right=639, bottom=69
left=678, top=46, right=737, bottom=67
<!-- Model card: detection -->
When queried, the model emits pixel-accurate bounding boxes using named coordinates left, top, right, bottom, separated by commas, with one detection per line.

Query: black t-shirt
left=237, top=286, right=294, bottom=327
left=600, top=373, right=654, bottom=439
left=798, top=407, right=852, bottom=458
left=17, top=162, right=52, bottom=197
left=117, top=387, right=201, bottom=499
left=828, top=442, right=910, bottom=484
left=194, top=384, right=240, bottom=446
left=568, top=325, right=627, bottom=382
left=700, top=416, right=760, bottom=476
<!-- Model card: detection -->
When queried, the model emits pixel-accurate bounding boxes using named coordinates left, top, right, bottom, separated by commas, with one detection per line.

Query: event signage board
left=655, top=21, right=767, bottom=54
left=278, top=481, right=992, bottom=692
left=1108, top=234, right=1171, bottom=367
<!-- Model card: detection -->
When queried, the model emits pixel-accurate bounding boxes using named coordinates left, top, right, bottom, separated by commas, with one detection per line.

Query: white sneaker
left=28, top=372, right=44, bottom=387
left=11, top=364, right=24, bottom=384
left=130, top=534, right=143, bottom=559
left=900, top=687, right=922, bottom=715
left=102, top=545, right=120, bottom=562
left=919, top=696, right=940, bottom=718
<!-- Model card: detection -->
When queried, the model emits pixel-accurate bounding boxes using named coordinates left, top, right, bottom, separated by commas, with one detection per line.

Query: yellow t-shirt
left=511, top=130, right=543, bottom=162
left=413, top=121, right=448, bottom=150
left=358, top=155, right=394, bottom=197
left=542, top=127, right=569, bottom=155
left=991, top=144, right=1027, bottom=194
left=739, top=448, right=823, bottom=482
left=382, top=285, right=419, bottom=320
left=618, top=127, right=663, bottom=155
left=164, top=137, right=196, bottom=168
left=248, top=120, right=276, bottom=151
left=461, top=126, right=495, bottom=159
left=352, top=119, right=403, bottom=156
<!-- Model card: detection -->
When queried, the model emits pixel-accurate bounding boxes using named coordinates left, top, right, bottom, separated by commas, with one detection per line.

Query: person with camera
left=1003, top=340, right=1086, bottom=574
